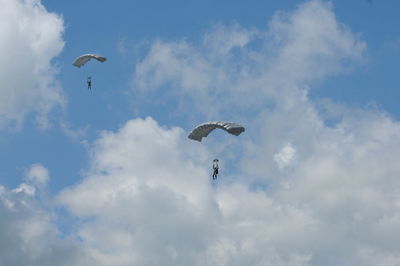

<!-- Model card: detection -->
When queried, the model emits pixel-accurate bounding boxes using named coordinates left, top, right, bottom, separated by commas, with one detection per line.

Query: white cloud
left=58, top=117, right=212, bottom=218
left=5, top=111, right=400, bottom=265
left=26, top=163, right=49, bottom=187
left=13, top=183, right=36, bottom=196
left=58, top=117, right=218, bottom=266
left=55, top=111, right=400, bottom=265
left=274, top=142, right=296, bottom=169
left=132, top=0, right=365, bottom=119
left=0, top=0, right=65, bottom=129
left=0, top=184, right=93, bottom=266
left=59, top=120, right=89, bottom=141
left=58, top=118, right=318, bottom=266
left=242, top=100, right=400, bottom=265
left=267, top=0, right=365, bottom=86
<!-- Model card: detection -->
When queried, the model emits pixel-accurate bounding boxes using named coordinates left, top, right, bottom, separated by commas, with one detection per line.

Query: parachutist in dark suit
left=212, top=159, right=219, bottom=180
left=87, top=77, right=92, bottom=90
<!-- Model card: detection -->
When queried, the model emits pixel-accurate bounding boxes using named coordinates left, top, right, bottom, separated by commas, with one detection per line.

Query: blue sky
left=1, top=0, right=400, bottom=265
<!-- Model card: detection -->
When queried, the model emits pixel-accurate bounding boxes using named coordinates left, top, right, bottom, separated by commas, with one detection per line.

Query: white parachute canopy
left=72, top=54, right=106, bottom=67
left=188, top=121, right=245, bottom=142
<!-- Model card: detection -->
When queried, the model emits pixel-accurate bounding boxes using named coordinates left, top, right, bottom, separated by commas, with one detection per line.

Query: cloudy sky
left=1, top=0, right=400, bottom=265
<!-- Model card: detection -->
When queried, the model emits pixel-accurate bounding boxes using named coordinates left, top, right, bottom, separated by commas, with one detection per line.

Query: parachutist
left=87, top=77, right=92, bottom=90
left=212, top=159, right=219, bottom=180
left=188, top=122, right=244, bottom=182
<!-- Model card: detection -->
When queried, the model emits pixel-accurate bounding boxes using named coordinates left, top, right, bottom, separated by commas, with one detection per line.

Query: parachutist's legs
left=212, top=168, right=218, bottom=180
left=87, top=77, right=92, bottom=90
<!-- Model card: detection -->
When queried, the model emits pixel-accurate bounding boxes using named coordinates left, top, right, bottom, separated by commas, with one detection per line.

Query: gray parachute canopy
left=72, top=54, right=106, bottom=67
left=188, top=121, right=245, bottom=142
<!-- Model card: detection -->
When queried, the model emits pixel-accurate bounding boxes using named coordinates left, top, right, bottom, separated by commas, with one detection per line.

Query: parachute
left=188, top=121, right=245, bottom=142
left=72, top=54, right=106, bottom=67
